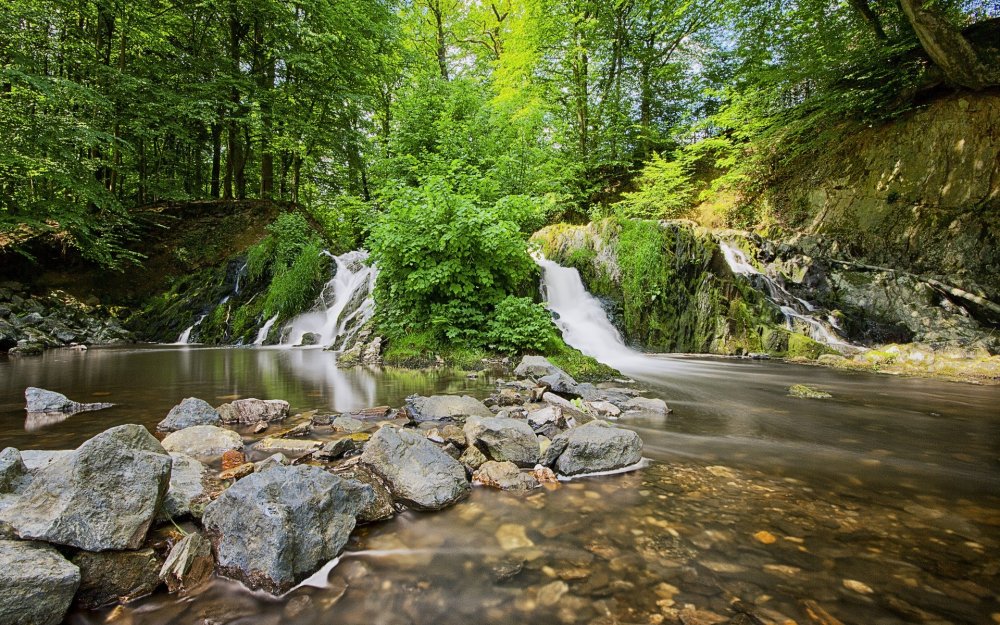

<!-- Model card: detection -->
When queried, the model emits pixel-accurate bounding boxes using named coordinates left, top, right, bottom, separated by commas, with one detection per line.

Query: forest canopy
left=2, top=0, right=997, bottom=268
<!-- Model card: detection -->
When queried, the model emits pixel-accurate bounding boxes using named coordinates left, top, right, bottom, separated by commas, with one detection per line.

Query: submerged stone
left=788, top=384, right=832, bottom=399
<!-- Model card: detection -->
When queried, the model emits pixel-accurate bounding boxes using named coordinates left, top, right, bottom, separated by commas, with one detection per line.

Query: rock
left=495, top=523, right=533, bottom=550
left=543, top=420, right=642, bottom=476
left=221, top=449, right=247, bottom=471
left=587, top=401, right=622, bottom=418
left=789, top=384, right=833, bottom=399
left=405, top=394, right=492, bottom=423
left=315, top=438, right=358, bottom=460
left=496, top=388, right=525, bottom=406
left=624, top=396, right=670, bottom=415
left=514, top=355, right=568, bottom=379
left=473, top=461, right=539, bottom=491
left=332, top=416, right=365, bottom=433
left=361, top=336, right=383, bottom=364
left=538, top=372, right=580, bottom=396
left=574, top=383, right=604, bottom=401
left=336, top=465, right=395, bottom=523
left=464, top=416, right=539, bottom=467
left=281, top=422, right=313, bottom=438
left=352, top=405, right=392, bottom=419
left=426, top=424, right=467, bottom=447
left=254, top=453, right=290, bottom=472
left=17, top=449, right=72, bottom=470
left=219, top=462, right=254, bottom=481
left=161, top=425, right=243, bottom=459
left=0, top=447, right=26, bottom=492
left=24, top=386, right=113, bottom=414
left=532, top=465, right=558, bottom=483
left=72, top=548, right=162, bottom=608
left=159, top=453, right=207, bottom=521
left=459, top=444, right=488, bottom=471
left=0, top=540, right=80, bottom=625
left=527, top=406, right=563, bottom=431
left=156, top=398, right=221, bottom=432
left=542, top=391, right=576, bottom=410
left=254, top=421, right=269, bottom=433
left=216, top=398, right=289, bottom=424
left=299, top=332, right=320, bottom=346
left=842, top=579, right=874, bottom=594
left=537, top=580, right=569, bottom=606
left=202, top=465, right=372, bottom=593
left=254, top=437, right=323, bottom=454
left=361, top=426, right=470, bottom=510
left=0, top=425, right=171, bottom=551
left=160, top=531, right=214, bottom=594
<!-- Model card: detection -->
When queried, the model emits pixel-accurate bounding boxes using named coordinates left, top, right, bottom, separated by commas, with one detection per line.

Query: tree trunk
left=898, top=0, right=998, bottom=89
left=848, top=0, right=887, bottom=41
left=432, top=1, right=449, bottom=80
left=254, top=18, right=275, bottom=198
left=211, top=121, right=222, bottom=199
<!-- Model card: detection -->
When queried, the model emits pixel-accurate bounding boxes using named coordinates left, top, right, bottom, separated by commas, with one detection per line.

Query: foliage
left=615, top=153, right=696, bottom=220
left=486, top=296, right=559, bottom=355
left=245, top=212, right=327, bottom=318
left=307, top=196, right=377, bottom=254
left=369, top=177, right=537, bottom=345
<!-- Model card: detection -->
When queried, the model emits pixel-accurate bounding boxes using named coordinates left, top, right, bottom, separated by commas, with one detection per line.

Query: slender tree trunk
left=432, top=1, right=449, bottom=79
left=848, top=0, right=887, bottom=41
left=211, top=121, right=222, bottom=199
left=254, top=19, right=275, bottom=198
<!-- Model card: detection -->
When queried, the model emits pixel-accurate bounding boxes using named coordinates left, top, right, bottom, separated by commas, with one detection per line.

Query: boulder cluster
left=0, top=356, right=658, bottom=623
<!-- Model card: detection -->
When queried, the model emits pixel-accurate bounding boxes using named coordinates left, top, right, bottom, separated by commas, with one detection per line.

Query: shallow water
left=2, top=347, right=998, bottom=625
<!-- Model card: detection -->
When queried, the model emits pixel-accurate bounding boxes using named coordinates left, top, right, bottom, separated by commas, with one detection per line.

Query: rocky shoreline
left=0, top=356, right=660, bottom=623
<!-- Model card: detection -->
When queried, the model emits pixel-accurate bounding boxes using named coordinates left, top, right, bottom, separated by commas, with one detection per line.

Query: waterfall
left=536, top=256, right=653, bottom=371
left=254, top=314, right=279, bottom=345
left=718, top=241, right=850, bottom=349
left=175, top=314, right=207, bottom=344
left=279, top=250, right=377, bottom=349
left=233, top=261, right=248, bottom=295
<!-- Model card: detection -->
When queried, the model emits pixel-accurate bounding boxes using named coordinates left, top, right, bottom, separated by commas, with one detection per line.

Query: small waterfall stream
left=277, top=250, right=377, bottom=349
left=174, top=314, right=207, bottom=344
left=718, top=241, right=851, bottom=349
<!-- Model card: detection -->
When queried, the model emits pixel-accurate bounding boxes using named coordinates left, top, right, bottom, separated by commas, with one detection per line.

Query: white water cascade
left=278, top=250, right=377, bottom=348
left=718, top=241, right=850, bottom=349
left=174, top=314, right=207, bottom=344
left=254, top=314, right=279, bottom=345
left=536, top=257, right=655, bottom=372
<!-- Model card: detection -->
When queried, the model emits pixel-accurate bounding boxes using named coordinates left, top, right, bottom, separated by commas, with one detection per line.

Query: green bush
left=262, top=241, right=326, bottom=317
left=616, top=152, right=695, bottom=219
left=307, top=195, right=376, bottom=253
left=486, top=296, right=558, bottom=355
left=368, top=176, right=536, bottom=345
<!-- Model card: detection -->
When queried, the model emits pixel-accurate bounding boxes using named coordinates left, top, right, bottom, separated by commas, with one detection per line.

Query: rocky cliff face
left=767, top=92, right=1000, bottom=300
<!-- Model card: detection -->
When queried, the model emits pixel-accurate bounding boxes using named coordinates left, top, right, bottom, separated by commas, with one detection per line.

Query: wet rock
left=0, top=540, right=80, bottom=625
left=254, top=421, right=269, bottom=433
left=160, top=531, right=214, bottom=594
left=624, top=397, right=670, bottom=415
left=527, top=406, right=564, bottom=431
left=156, top=398, right=221, bottom=432
left=514, top=355, right=567, bottom=379
left=543, top=420, right=643, bottom=476
left=336, top=465, right=395, bottom=523
left=459, top=444, right=489, bottom=471
left=219, top=462, right=254, bottom=481
left=254, top=437, right=323, bottom=455
left=587, top=401, right=621, bottom=418
left=464, top=416, right=539, bottom=467
left=221, top=449, right=247, bottom=471
left=202, top=464, right=373, bottom=594
left=537, top=580, right=569, bottom=606
left=24, top=386, right=113, bottom=414
left=842, top=579, right=874, bottom=594
left=473, top=461, right=540, bottom=491
left=332, top=416, right=365, bottom=433
left=315, top=438, right=358, bottom=460
left=789, top=384, right=832, bottom=399
left=217, top=398, right=289, bottom=424
left=254, top=453, right=290, bottom=472
left=532, top=465, right=558, bottom=483
left=405, top=394, right=492, bottom=422
left=72, top=548, right=162, bottom=608
left=360, top=426, right=470, bottom=510
left=0, top=424, right=171, bottom=551
left=159, top=452, right=207, bottom=521
left=299, top=332, right=319, bottom=346
left=280, top=422, right=313, bottom=438
left=539, top=372, right=580, bottom=396
left=161, top=425, right=243, bottom=459
left=0, top=447, right=26, bottom=491
left=495, top=523, right=533, bottom=550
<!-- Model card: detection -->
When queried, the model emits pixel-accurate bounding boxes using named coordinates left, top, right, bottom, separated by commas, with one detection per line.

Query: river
left=2, top=343, right=998, bottom=625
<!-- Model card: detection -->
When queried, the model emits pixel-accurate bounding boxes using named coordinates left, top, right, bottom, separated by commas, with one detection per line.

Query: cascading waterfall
left=278, top=250, right=377, bottom=349
left=175, top=314, right=207, bottom=344
left=254, top=314, right=279, bottom=345
left=718, top=242, right=850, bottom=349
left=536, top=256, right=654, bottom=372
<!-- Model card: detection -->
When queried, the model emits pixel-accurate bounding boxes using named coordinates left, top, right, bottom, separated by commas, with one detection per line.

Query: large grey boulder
left=405, top=394, right=492, bottom=423
left=0, top=425, right=171, bottom=551
left=202, top=464, right=373, bottom=594
left=159, top=453, right=208, bottom=521
left=216, top=398, right=289, bottom=424
left=361, top=426, right=470, bottom=510
left=0, top=447, right=26, bottom=492
left=72, top=548, right=163, bottom=608
left=157, top=398, right=222, bottom=432
left=0, top=540, right=80, bottom=625
left=24, top=386, right=113, bottom=414
left=542, top=420, right=642, bottom=476
left=514, top=355, right=567, bottom=379
left=464, top=416, right=539, bottom=467
left=161, top=425, right=243, bottom=459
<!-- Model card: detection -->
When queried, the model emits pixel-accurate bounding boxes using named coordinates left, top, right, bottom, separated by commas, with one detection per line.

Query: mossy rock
left=788, top=384, right=832, bottom=399
left=785, top=333, right=838, bottom=360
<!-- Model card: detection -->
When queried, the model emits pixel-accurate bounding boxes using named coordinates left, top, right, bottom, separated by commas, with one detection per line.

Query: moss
left=785, top=332, right=838, bottom=360
left=788, top=384, right=832, bottom=398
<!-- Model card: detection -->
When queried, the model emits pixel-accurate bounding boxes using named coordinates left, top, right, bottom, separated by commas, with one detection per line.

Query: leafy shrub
left=307, top=195, right=376, bottom=253
left=368, top=176, right=537, bottom=345
left=616, top=152, right=695, bottom=219
left=486, top=296, right=558, bottom=355
left=262, top=241, right=325, bottom=317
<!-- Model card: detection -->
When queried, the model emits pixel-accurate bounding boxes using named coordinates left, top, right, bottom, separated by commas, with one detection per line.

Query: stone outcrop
left=216, top=398, right=289, bottom=424
left=361, top=426, right=470, bottom=510
left=202, top=464, right=372, bottom=593
left=0, top=425, right=171, bottom=551
left=0, top=540, right=80, bottom=625
left=157, top=398, right=222, bottom=431
left=24, top=387, right=113, bottom=414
